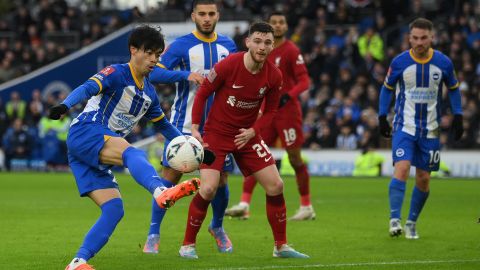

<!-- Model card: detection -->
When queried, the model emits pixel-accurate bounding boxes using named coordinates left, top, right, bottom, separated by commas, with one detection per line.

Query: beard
left=249, top=50, right=264, bottom=64
left=195, top=21, right=217, bottom=36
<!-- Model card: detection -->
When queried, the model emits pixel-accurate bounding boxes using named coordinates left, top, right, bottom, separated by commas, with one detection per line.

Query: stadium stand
left=0, top=0, right=479, bottom=171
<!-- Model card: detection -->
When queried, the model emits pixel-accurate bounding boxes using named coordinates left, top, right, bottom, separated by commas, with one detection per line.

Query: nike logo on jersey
left=232, top=83, right=244, bottom=88
left=264, top=156, right=273, bottom=162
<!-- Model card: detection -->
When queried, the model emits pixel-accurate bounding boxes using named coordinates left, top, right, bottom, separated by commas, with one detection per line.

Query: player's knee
left=265, top=179, right=284, bottom=195
left=200, top=185, right=217, bottom=200
left=101, top=198, right=125, bottom=224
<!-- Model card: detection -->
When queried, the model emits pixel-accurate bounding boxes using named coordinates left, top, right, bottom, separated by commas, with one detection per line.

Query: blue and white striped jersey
left=69, top=63, right=165, bottom=137
left=384, top=48, right=459, bottom=138
left=152, top=31, right=236, bottom=134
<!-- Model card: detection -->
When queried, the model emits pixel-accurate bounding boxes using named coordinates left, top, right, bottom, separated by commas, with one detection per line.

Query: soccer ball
left=166, top=135, right=204, bottom=173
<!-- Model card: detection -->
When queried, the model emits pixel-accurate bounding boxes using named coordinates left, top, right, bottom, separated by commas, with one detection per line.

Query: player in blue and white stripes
left=48, top=25, right=201, bottom=270
left=378, top=18, right=463, bottom=240
left=142, top=0, right=237, bottom=254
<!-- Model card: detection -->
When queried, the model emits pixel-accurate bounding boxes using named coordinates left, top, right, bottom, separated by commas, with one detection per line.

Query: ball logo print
left=166, top=135, right=204, bottom=173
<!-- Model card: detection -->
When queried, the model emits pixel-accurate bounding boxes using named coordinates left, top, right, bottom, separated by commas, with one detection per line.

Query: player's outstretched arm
left=48, top=80, right=100, bottom=120
left=149, top=65, right=190, bottom=84
left=378, top=85, right=393, bottom=138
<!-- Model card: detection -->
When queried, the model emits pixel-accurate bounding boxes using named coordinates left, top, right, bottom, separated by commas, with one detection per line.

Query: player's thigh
left=234, top=136, right=276, bottom=181
left=88, top=188, right=122, bottom=207
left=67, top=120, right=121, bottom=168
left=413, top=137, right=441, bottom=172
left=252, top=164, right=283, bottom=196
left=199, top=168, right=222, bottom=200
left=69, top=155, right=120, bottom=197
left=99, top=136, right=131, bottom=166
left=274, top=111, right=304, bottom=148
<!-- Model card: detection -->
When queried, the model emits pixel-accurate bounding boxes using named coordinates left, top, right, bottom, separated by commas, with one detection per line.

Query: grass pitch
left=0, top=172, right=479, bottom=269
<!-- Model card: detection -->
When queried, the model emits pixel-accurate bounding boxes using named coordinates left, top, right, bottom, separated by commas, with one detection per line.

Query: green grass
left=0, top=172, right=479, bottom=270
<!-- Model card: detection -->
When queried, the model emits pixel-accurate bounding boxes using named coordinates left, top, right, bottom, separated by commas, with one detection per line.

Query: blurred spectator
left=2, top=118, right=33, bottom=170
left=352, top=144, right=385, bottom=177
left=336, top=125, right=357, bottom=150
left=5, top=91, right=26, bottom=121
left=357, top=26, right=384, bottom=62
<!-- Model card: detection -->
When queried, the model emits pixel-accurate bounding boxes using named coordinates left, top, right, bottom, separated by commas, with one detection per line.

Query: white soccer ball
left=166, top=135, right=204, bottom=173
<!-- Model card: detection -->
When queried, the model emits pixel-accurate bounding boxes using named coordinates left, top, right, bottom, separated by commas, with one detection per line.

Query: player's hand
left=234, top=128, right=255, bottom=149
left=191, top=125, right=208, bottom=147
left=451, top=114, right=464, bottom=141
left=188, top=72, right=204, bottom=85
left=378, top=115, right=392, bottom=138
left=202, top=149, right=216, bottom=165
left=278, top=93, right=291, bottom=108
left=48, top=104, right=68, bottom=120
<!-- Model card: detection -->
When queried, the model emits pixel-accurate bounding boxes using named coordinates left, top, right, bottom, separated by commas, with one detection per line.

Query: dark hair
left=192, top=0, right=218, bottom=11
left=128, top=25, right=165, bottom=53
left=267, top=11, right=286, bottom=22
left=409, top=18, right=433, bottom=31
left=248, top=21, right=274, bottom=36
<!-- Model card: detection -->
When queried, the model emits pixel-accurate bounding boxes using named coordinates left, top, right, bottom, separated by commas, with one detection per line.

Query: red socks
left=241, top=175, right=257, bottom=203
left=294, top=164, right=311, bottom=206
left=183, top=193, right=210, bottom=245
left=266, top=194, right=287, bottom=248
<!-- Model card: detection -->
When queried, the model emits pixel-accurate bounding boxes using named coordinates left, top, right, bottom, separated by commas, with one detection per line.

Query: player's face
left=131, top=46, right=162, bottom=75
left=269, top=15, right=288, bottom=39
left=191, top=4, right=219, bottom=36
left=409, top=27, right=433, bottom=56
left=246, top=32, right=274, bottom=63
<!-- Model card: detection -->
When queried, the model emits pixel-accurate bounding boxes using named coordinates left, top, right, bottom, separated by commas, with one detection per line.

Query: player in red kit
left=179, top=22, right=309, bottom=259
left=226, top=12, right=315, bottom=221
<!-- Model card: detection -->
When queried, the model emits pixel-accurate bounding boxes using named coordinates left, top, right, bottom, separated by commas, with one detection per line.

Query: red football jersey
left=192, top=52, right=283, bottom=136
left=267, top=40, right=310, bottom=112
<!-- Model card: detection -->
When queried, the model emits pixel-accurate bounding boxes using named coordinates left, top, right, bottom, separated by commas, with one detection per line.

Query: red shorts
left=261, top=106, right=304, bottom=148
left=201, top=132, right=275, bottom=176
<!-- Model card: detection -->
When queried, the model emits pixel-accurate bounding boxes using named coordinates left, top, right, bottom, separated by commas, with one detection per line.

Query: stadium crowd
left=0, top=0, right=480, bottom=171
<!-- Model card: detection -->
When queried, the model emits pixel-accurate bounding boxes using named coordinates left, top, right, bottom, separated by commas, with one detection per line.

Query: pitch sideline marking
left=206, top=259, right=480, bottom=270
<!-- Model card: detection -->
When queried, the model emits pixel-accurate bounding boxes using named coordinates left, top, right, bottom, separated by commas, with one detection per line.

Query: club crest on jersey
left=258, top=86, right=267, bottom=97
left=395, top=148, right=405, bottom=157
left=227, top=96, right=236, bottom=107
left=432, top=73, right=440, bottom=80
left=99, top=66, right=115, bottom=76
left=296, top=54, right=305, bottom=65
left=275, top=56, right=281, bottom=67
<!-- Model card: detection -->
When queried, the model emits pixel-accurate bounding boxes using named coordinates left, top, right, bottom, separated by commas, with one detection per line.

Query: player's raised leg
left=405, top=168, right=430, bottom=239
left=66, top=189, right=123, bottom=270
left=253, top=165, right=309, bottom=258
left=101, top=137, right=200, bottom=208
left=388, top=160, right=410, bottom=237
left=286, top=147, right=315, bottom=221
left=180, top=168, right=221, bottom=259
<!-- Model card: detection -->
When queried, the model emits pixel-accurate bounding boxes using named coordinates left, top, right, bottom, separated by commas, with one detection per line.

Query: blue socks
left=122, top=147, right=163, bottom=193
left=76, top=198, right=124, bottom=261
left=389, top=178, right=406, bottom=219
left=148, top=178, right=175, bottom=235
left=210, top=185, right=230, bottom=228
left=408, top=186, right=429, bottom=222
